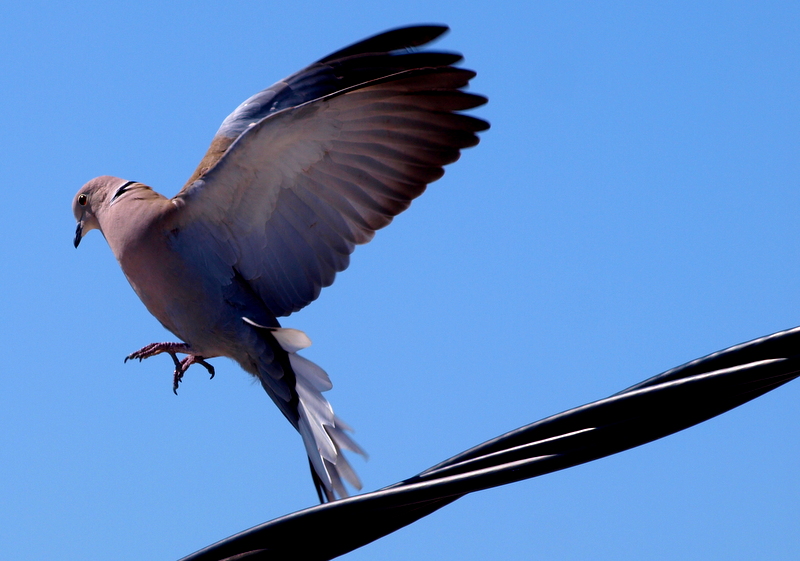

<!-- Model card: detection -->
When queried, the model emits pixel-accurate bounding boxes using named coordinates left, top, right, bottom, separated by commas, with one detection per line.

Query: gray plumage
left=72, top=25, right=488, bottom=502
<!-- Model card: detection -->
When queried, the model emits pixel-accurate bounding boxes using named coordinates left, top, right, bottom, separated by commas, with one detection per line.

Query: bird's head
left=72, top=176, right=134, bottom=248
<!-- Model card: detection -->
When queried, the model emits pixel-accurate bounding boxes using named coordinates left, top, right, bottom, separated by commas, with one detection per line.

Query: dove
left=72, top=25, right=488, bottom=502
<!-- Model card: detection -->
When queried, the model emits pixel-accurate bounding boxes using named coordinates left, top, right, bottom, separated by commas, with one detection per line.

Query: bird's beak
left=74, top=222, right=83, bottom=248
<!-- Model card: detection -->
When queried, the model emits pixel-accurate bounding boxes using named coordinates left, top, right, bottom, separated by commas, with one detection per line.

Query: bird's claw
left=172, top=354, right=216, bottom=394
left=172, top=368, right=184, bottom=395
left=123, top=342, right=214, bottom=394
left=124, top=342, right=190, bottom=363
left=197, top=358, right=215, bottom=380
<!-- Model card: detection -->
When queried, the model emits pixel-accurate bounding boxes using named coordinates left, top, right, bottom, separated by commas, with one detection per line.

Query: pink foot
left=124, top=342, right=215, bottom=394
left=124, top=342, right=191, bottom=362
left=175, top=355, right=216, bottom=392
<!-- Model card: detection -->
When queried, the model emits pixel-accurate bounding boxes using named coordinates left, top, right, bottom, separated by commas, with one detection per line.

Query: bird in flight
left=72, top=25, right=488, bottom=502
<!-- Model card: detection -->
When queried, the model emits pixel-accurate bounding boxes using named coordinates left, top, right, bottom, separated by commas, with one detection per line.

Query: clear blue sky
left=2, top=1, right=799, bottom=559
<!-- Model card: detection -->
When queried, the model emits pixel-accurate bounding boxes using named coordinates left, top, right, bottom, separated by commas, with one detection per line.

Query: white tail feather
left=289, top=353, right=332, bottom=391
left=271, top=327, right=312, bottom=353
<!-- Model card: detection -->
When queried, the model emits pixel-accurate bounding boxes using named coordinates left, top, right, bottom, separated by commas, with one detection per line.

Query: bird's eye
left=78, top=194, right=88, bottom=206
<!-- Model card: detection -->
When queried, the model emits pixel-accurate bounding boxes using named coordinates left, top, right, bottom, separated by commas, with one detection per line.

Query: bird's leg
left=124, top=342, right=214, bottom=395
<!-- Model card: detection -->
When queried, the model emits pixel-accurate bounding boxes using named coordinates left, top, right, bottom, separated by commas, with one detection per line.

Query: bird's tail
left=246, top=319, right=366, bottom=501
left=289, top=337, right=367, bottom=501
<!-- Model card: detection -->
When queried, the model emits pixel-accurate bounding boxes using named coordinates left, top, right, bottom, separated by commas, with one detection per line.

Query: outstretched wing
left=173, top=25, right=488, bottom=317
left=182, top=25, right=461, bottom=186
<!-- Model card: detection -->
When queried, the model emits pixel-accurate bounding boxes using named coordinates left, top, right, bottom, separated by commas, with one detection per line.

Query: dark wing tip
left=317, top=24, right=450, bottom=63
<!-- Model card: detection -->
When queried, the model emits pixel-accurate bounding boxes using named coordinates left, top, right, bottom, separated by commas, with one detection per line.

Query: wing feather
left=290, top=177, right=360, bottom=247
left=278, top=189, right=352, bottom=270
left=317, top=155, right=422, bottom=200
